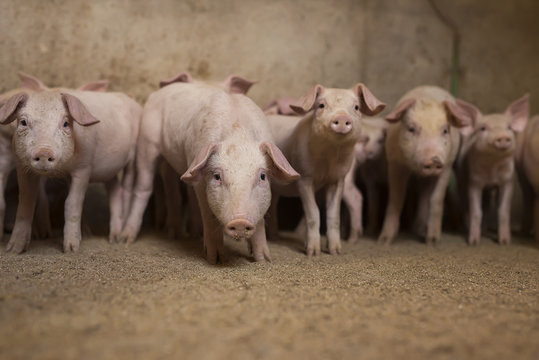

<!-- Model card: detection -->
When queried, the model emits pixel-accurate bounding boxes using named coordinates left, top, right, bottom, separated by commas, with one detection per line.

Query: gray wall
left=1, top=0, right=538, bottom=114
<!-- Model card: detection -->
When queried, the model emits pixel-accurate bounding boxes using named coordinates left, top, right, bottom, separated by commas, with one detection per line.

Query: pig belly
left=89, top=152, right=130, bottom=182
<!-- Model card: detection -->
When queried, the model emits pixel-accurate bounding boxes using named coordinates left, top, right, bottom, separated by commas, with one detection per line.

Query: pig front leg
left=195, top=187, right=225, bottom=264
left=517, top=170, right=533, bottom=236
left=379, top=163, right=410, bottom=245
left=6, top=169, right=39, bottom=253
left=121, top=157, right=136, bottom=223
left=63, top=170, right=91, bottom=252
left=534, top=196, right=539, bottom=243
left=425, top=167, right=452, bottom=244
left=297, top=178, right=321, bottom=256
left=0, top=171, right=9, bottom=240
left=266, top=193, right=280, bottom=240
left=187, top=186, right=203, bottom=238
left=326, top=179, right=344, bottom=254
left=34, top=178, right=52, bottom=239
left=160, top=161, right=183, bottom=239
left=468, top=181, right=483, bottom=245
left=247, top=219, right=271, bottom=262
left=106, top=176, right=123, bottom=243
left=343, top=162, right=363, bottom=244
left=497, top=180, right=513, bottom=245
left=365, top=179, right=379, bottom=235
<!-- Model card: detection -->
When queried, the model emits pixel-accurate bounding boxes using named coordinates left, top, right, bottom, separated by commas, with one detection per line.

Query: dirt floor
left=1, top=230, right=538, bottom=360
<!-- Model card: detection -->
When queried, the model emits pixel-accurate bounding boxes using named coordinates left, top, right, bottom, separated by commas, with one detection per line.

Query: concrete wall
left=1, top=0, right=538, bottom=114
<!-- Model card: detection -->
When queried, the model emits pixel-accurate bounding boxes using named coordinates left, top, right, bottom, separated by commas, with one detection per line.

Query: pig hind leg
left=160, top=161, right=183, bottom=239
left=106, top=176, right=123, bottom=243
left=343, top=162, right=363, bottom=244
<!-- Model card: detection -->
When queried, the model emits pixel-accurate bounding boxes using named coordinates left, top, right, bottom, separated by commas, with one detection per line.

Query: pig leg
left=106, top=176, right=123, bottom=243
left=497, top=180, right=513, bottom=245
left=121, top=142, right=161, bottom=243
left=379, top=163, right=410, bottom=245
left=160, top=161, right=182, bottom=239
left=34, top=178, right=52, bottom=239
left=414, top=179, right=435, bottom=238
left=365, top=179, right=379, bottom=235
left=153, top=173, right=166, bottom=230
left=0, top=171, right=8, bottom=240
left=343, top=162, right=363, bottom=244
left=326, top=180, right=344, bottom=254
left=7, top=170, right=39, bottom=253
left=468, top=181, right=483, bottom=245
left=297, top=178, right=321, bottom=256
left=247, top=219, right=271, bottom=262
left=425, top=167, right=451, bottom=244
left=534, top=196, right=539, bottom=242
left=517, top=171, right=534, bottom=236
left=267, top=194, right=280, bottom=240
left=121, top=157, right=136, bottom=224
left=195, top=186, right=225, bottom=264
left=187, top=186, right=203, bottom=238
left=63, top=170, right=91, bottom=252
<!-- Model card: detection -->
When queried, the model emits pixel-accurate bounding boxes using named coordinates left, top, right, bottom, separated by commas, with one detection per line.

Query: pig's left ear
left=223, top=75, right=256, bottom=95
left=78, top=80, right=109, bottom=92
left=260, top=142, right=300, bottom=183
left=181, top=143, right=221, bottom=184
left=290, top=84, right=325, bottom=115
left=505, top=94, right=529, bottom=132
left=444, top=99, right=481, bottom=136
left=0, top=92, right=28, bottom=125
left=61, top=93, right=100, bottom=126
left=353, top=83, right=386, bottom=116
left=159, top=72, right=193, bottom=88
left=18, top=72, right=48, bottom=91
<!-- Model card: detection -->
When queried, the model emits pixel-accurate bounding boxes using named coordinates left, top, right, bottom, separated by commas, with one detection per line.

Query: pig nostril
left=48, top=158, right=54, bottom=162
left=333, top=121, right=339, bottom=125
left=34, top=157, right=40, bottom=162
left=346, top=121, right=351, bottom=126
left=246, top=226, right=253, bottom=231
left=230, top=226, right=236, bottom=231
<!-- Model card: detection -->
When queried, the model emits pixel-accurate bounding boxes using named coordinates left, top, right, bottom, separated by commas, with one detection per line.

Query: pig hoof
left=347, top=235, right=359, bottom=244
left=329, top=247, right=342, bottom=255
left=499, top=237, right=511, bottom=245
left=467, top=237, right=479, bottom=245
left=377, top=235, right=393, bottom=246
left=6, top=239, right=28, bottom=254
left=63, top=238, right=80, bottom=253
left=306, top=246, right=321, bottom=257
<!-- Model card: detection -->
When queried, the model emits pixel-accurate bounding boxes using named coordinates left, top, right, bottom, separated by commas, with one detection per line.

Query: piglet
left=379, top=86, right=478, bottom=245
left=120, top=80, right=299, bottom=264
left=267, top=83, right=385, bottom=255
left=0, top=88, right=141, bottom=253
left=457, top=95, right=528, bottom=245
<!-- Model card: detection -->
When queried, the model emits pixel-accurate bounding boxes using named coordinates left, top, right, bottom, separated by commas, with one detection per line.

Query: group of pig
left=0, top=72, right=537, bottom=264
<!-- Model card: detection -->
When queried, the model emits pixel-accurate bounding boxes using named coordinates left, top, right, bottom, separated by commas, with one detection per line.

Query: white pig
left=515, top=114, right=538, bottom=242
left=267, top=83, right=385, bottom=256
left=456, top=94, right=529, bottom=245
left=0, top=88, right=141, bottom=253
left=120, top=81, right=299, bottom=264
left=379, top=86, right=478, bottom=245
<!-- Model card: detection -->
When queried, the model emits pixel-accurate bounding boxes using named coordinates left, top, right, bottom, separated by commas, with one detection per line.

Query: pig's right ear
left=18, top=72, right=48, bottom=91
left=61, top=93, right=100, bottom=126
left=159, top=72, right=193, bottom=88
left=385, top=98, right=416, bottom=123
left=260, top=142, right=300, bottom=183
left=223, top=75, right=256, bottom=95
left=290, top=84, right=324, bottom=115
left=78, top=80, right=109, bottom=92
left=0, top=92, right=28, bottom=125
left=505, top=94, right=529, bottom=132
left=181, top=143, right=221, bottom=184
left=444, top=99, right=481, bottom=136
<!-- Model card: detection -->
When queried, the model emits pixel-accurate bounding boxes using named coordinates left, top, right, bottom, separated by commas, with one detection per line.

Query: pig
left=456, top=94, right=529, bottom=245
left=0, top=88, right=141, bottom=253
left=342, top=117, right=388, bottom=242
left=120, top=80, right=299, bottom=264
left=515, top=114, right=538, bottom=242
left=267, top=83, right=385, bottom=256
left=378, top=86, right=478, bottom=245
left=0, top=72, right=110, bottom=241
left=263, top=97, right=298, bottom=115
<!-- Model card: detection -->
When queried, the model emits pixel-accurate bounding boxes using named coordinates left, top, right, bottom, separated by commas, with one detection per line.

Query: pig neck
left=467, top=144, right=514, bottom=185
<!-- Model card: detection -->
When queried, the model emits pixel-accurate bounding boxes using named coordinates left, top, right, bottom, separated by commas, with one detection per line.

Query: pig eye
left=408, top=126, right=415, bottom=134
left=20, top=119, right=27, bottom=126
left=442, top=127, right=449, bottom=135
left=260, top=173, right=266, bottom=181
left=318, top=103, right=325, bottom=109
left=354, top=105, right=360, bottom=111
left=63, top=121, right=69, bottom=128
left=480, top=126, right=487, bottom=132
left=213, top=174, right=221, bottom=181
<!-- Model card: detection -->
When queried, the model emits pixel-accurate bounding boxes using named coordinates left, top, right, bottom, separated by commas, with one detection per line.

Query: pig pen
left=1, top=1, right=538, bottom=359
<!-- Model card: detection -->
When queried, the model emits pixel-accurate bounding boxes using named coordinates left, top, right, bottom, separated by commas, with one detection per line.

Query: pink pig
left=0, top=87, right=141, bottom=253
left=456, top=94, right=529, bottom=245
left=120, top=80, right=299, bottom=264
left=515, top=114, right=538, bottom=242
left=263, top=97, right=298, bottom=116
left=379, top=86, right=478, bottom=245
left=267, top=83, right=385, bottom=256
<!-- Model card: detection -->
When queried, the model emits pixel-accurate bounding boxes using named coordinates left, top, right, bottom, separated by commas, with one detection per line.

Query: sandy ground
left=1, top=230, right=538, bottom=360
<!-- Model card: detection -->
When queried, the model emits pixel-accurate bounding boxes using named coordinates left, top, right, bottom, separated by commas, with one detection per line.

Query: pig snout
left=31, top=148, right=56, bottom=170
left=493, top=135, right=512, bottom=151
left=421, top=156, right=444, bottom=176
left=330, top=116, right=352, bottom=135
left=225, top=218, right=255, bottom=240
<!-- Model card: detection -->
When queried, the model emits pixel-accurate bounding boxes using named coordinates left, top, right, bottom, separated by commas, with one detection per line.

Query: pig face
left=386, top=97, right=478, bottom=177
left=468, top=94, right=529, bottom=156
left=0, top=91, right=99, bottom=176
left=290, top=83, right=385, bottom=144
left=359, top=119, right=387, bottom=160
left=181, top=140, right=299, bottom=240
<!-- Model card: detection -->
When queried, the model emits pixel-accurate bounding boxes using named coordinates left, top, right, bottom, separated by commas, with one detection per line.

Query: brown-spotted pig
left=456, top=94, right=528, bottom=245
left=379, top=86, right=479, bottom=245
left=267, top=83, right=385, bottom=256
left=0, top=88, right=141, bottom=253
left=120, top=81, right=299, bottom=264
left=515, top=113, right=538, bottom=242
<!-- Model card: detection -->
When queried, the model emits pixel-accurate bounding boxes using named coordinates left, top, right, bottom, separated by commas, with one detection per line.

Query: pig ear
left=444, top=99, right=481, bottom=137
left=61, top=93, right=100, bottom=126
left=78, top=80, right=109, bottom=92
left=159, top=72, right=193, bottom=88
left=260, top=142, right=300, bottom=183
left=385, top=99, right=416, bottom=123
left=353, top=83, right=386, bottom=116
left=0, top=92, right=28, bottom=125
left=505, top=94, right=529, bottom=132
left=290, top=84, right=324, bottom=115
left=223, top=75, right=256, bottom=95
left=181, top=143, right=221, bottom=184
left=18, top=71, right=48, bottom=91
